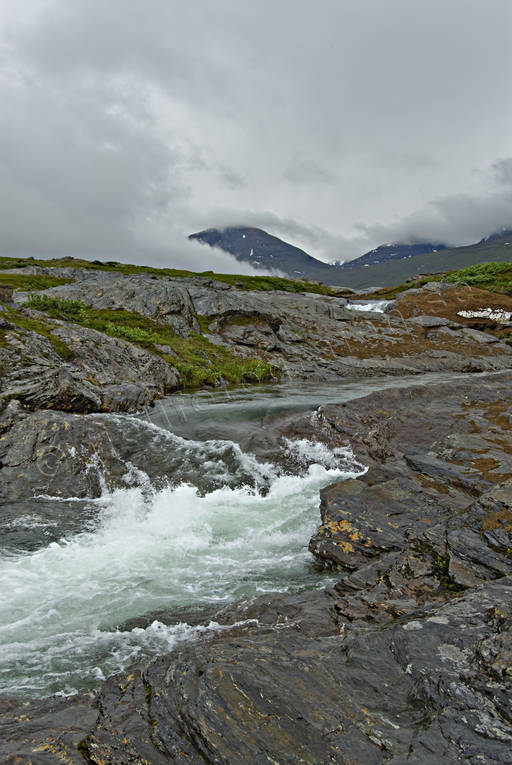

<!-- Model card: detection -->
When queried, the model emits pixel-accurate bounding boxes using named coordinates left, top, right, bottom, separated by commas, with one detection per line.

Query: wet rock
left=0, top=408, right=128, bottom=501
left=6, top=581, right=509, bottom=764
left=0, top=320, right=181, bottom=413
left=305, top=375, right=512, bottom=597
left=0, top=693, right=97, bottom=764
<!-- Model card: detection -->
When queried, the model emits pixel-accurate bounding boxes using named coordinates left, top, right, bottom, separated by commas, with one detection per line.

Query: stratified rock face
left=305, top=378, right=512, bottom=582
left=1, top=374, right=511, bottom=763
left=0, top=307, right=181, bottom=413
left=0, top=403, right=129, bottom=503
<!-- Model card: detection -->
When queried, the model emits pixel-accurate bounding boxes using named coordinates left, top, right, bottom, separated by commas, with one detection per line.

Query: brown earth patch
left=390, top=285, right=512, bottom=332
left=481, top=508, right=512, bottom=533
left=463, top=400, right=512, bottom=430
left=416, top=473, right=452, bottom=495
left=329, top=319, right=496, bottom=361
left=471, top=456, right=511, bottom=482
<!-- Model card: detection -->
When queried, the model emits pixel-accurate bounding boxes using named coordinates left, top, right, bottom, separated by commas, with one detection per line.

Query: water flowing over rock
left=0, top=371, right=511, bottom=763
left=1, top=265, right=512, bottom=763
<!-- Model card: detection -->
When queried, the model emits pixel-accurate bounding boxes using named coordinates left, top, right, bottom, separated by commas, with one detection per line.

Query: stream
left=0, top=371, right=484, bottom=698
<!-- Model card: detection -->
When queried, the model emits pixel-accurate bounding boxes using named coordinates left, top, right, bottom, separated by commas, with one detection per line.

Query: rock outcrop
left=1, top=266, right=511, bottom=418
left=0, top=372, right=511, bottom=763
left=1, top=263, right=512, bottom=762
left=0, top=306, right=181, bottom=412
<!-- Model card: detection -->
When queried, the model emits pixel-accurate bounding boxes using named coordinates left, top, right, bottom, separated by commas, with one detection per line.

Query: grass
left=0, top=272, right=74, bottom=291
left=369, top=261, right=512, bottom=299
left=444, top=262, right=512, bottom=294
left=24, top=293, right=279, bottom=388
left=0, top=254, right=337, bottom=296
left=0, top=305, right=74, bottom=360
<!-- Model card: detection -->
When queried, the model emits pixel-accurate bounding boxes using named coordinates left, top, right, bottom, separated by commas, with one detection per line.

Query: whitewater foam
left=346, top=300, right=391, bottom=313
left=0, top=431, right=364, bottom=697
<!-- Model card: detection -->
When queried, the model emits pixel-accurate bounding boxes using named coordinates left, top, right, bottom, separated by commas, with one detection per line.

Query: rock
left=421, top=280, right=453, bottom=292
left=0, top=320, right=181, bottom=413
left=4, top=581, right=511, bottom=764
left=2, top=366, right=102, bottom=412
left=276, top=325, right=303, bottom=343
left=0, top=408, right=128, bottom=501
left=461, top=326, right=500, bottom=343
left=100, top=383, right=160, bottom=412
left=4, top=266, right=512, bottom=402
left=408, top=314, right=452, bottom=327
left=0, top=693, right=98, bottom=764
left=51, top=323, right=181, bottom=399
left=15, top=271, right=200, bottom=336
left=153, top=343, right=178, bottom=357
left=0, top=372, right=512, bottom=762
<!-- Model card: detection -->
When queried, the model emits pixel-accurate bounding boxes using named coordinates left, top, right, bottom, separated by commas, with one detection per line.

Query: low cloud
left=357, top=158, right=512, bottom=251
left=284, top=158, right=338, bottom=187
left=0, top=1, right=510, bottom=269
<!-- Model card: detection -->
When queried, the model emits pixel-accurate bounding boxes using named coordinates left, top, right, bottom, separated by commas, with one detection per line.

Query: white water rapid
left=0, top=421, right=364, bottom=697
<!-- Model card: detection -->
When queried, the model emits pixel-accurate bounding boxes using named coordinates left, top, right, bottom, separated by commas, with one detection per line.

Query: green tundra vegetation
left=0, top=272, right=74, bottom=291
left=372, top=261, right=512, bottom=299
left=0, top=255, right=336, bottom=296
left=0, top=304, right=74, bottom=359
left=21, top=293, right=279, bottom=388
left=443, top=262, right=512, bottom=294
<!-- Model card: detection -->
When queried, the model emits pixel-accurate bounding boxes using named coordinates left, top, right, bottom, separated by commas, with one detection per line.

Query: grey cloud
left=492, top=158, right=512, bottom=187
left=284, top=158, right=338, bottom=186
left=0, top=0, right=511, bottom=268
left=357, top=165, right=512, bottom=251
left=218, top=168, right=246, bottom=190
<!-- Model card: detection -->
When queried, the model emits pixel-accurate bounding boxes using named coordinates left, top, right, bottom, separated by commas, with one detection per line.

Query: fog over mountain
left=0, top=1, right=511, bottom=268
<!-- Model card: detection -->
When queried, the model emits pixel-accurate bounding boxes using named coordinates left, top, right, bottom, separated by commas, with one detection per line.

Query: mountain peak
left=189, top=226, right=331, bottom=278
left=341, top=241, right=447, bottom=269
left=478, top=227, right=512, bottom=244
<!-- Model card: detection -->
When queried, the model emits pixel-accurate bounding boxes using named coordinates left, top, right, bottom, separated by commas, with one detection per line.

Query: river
left=0, top=371, right=485, bottom=698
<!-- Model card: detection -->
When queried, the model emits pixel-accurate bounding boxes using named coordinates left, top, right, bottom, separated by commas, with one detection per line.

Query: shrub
left=26, top=293, right=86, bottom=319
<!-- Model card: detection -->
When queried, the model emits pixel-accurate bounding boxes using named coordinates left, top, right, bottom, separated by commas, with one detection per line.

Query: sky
left=0, top=0, right=511, bottom=270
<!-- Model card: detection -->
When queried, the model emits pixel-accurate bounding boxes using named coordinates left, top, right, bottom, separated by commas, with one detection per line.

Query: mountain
left=340, top=241, right=447, bottom=269
left=337, top=231, right=512, bottom=289
left=190, top=225, right=512, bottom=290
left=189, top=227, right=332, bottom=279
left=478, top=227, right=512, bottom=244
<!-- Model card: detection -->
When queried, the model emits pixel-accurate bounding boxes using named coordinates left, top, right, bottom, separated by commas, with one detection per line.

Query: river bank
left=0, top=370, right=511, bottom=763
left=2, top=265, right=512, bottom=416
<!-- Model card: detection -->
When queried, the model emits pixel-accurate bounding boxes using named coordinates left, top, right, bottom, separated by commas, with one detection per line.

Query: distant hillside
left=190, top=225, right=512, bottom=290
left=189, top=227, right=332, bottom=279
left=333, top=232, right=512, bottom=289
left=340, top=241, right=447, bottom=269
left=478, top=227, right=512, bottom=244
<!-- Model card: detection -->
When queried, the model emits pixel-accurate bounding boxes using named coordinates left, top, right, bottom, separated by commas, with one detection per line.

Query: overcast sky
left=0, top=0, right=511, bottom=269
